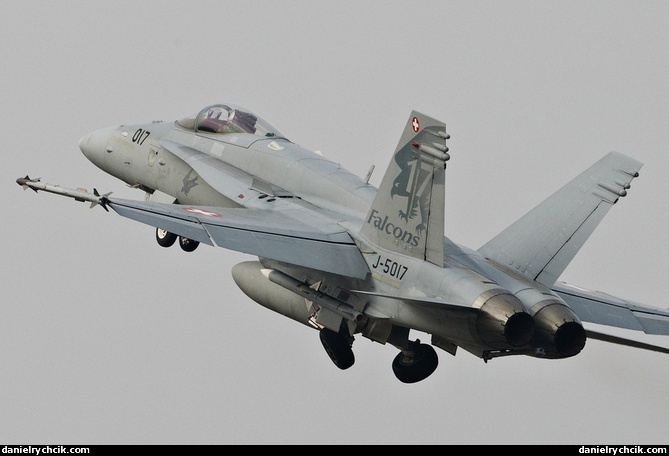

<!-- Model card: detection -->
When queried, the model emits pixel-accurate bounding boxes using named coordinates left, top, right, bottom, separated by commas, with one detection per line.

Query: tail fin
left=359, top=111, right=449, bottom=266
left=478, top=151, right=642, bottom=287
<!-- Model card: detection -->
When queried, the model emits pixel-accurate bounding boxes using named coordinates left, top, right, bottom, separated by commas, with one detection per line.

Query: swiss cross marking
left=412, top=117, right=420, bottom=132
left=183, top=207, right=221, bottom=217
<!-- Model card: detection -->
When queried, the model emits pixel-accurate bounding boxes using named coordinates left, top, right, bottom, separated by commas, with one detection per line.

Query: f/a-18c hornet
left=18, top=103, right=669, bottom=383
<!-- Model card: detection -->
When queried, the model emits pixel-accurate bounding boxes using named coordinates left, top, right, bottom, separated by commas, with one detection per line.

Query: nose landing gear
left=156, top=228, right=177, bottom=247
left=178, top=235, right=199, bottom=252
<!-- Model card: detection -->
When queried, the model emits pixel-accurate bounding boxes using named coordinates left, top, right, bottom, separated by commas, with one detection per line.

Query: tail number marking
left=371, top=255, right=408, bottom=280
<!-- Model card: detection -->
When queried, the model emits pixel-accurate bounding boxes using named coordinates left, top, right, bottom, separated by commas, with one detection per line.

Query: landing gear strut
left=392, top=339, right=438, bottom=383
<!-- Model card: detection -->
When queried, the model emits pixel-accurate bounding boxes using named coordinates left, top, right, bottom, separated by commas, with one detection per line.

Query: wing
left=478, top=152, right=642, bottom=287
left=105, top=196, right=370, bottom=279
left=17, top=141, right=370, bottom=280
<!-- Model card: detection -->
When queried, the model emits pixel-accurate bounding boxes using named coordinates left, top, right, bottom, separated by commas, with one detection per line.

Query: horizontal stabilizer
left=553, top=281, right=669, bottom=335
left=585, top=329, right=669, bottom=355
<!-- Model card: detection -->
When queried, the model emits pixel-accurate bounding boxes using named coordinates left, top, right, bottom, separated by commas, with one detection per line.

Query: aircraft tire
left=319, top=328, right=355, bottom=370
left=178, top=236, right=199, bottom=252
left=156, top=228, right=177, bottom=247
left=392, top=343, right=438, bottom=383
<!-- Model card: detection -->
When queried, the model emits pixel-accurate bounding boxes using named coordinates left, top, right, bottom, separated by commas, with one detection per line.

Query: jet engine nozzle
left=530, top=300, right=586, bottom=358
left=476, top=290, right=535, bottom=348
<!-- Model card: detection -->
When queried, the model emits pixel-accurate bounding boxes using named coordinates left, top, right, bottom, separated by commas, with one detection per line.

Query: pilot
left=198, top=107, right=229, bottom=133
left=227, top=109, right=257, bottom=134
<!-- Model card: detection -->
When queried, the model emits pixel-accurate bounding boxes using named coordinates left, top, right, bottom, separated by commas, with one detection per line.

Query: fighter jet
left=17, top=103, right=669, bottom=383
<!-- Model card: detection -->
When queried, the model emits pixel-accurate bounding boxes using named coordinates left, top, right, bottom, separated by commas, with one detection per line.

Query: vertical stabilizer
left=360, top=111, right=449, bottom=265
left=478, top=151, right=642, bottom=287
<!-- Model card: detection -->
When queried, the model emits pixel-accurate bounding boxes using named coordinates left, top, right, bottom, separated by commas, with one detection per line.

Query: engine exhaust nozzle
left=531, top=300, right=586, bottom=358
left=476, top=290, right=535, bottom=348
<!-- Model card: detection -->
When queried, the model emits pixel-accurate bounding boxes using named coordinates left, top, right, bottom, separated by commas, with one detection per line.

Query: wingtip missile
left=16, top=175, right=40, bottom=192
left=16, top=175, right=111, bottom=211
left=92, top=188, right=112, bottom=212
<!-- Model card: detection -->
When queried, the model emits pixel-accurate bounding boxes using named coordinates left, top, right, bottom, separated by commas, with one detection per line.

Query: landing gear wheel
left=178, top=236, right=200, bottom=252
left=319, top=328, right=355, bottom=370
left=156, top=228, right=177, bottom=247
left=392, top=341, right=438, bottom=383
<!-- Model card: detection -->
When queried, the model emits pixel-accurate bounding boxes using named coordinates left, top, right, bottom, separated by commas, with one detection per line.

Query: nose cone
left=79, top=126, right=117, bottom=164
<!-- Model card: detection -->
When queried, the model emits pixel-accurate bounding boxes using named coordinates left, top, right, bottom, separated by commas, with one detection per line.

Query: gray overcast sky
left=2, top=0, right=669, bottom=445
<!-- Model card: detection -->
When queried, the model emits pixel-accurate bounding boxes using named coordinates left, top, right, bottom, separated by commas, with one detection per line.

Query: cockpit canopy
left=177, top=104, right=285, bottom=139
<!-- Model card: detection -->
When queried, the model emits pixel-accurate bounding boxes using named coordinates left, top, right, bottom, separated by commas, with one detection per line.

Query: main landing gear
left=319, top=327, right=439, bottom=383
left=155, top=228, right=199, bottom=252
left=320, top=328, right=355, bottom=370
left=392, top=339, right=438, bottom=384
